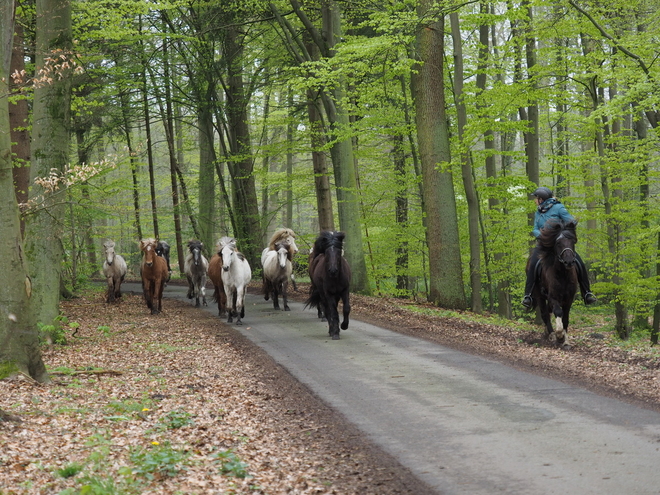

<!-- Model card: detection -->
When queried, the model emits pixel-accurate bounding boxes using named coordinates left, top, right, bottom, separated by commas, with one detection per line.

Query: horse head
left=539, top=221, right=578, bottom=268
left=555, top=221, right=578, bottom=268
left=103, top=240, right=116, bottom=265
left=188, top=240, right=203, bottom=266
left=317, top=231, right=345, bottom=277
left=140, top=238, right=158, bottom=267
left=221, top=243, right=236, bottom=272
left=274, top=240, right=290, bottom=269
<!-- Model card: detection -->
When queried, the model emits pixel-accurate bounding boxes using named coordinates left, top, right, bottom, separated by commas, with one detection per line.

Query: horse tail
left=304, top=286, right=322, bottom=310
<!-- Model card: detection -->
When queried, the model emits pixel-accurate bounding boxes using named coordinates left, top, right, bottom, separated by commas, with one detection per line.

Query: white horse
left=268, top=228, right=299, bottom=290
left=184, top=240, right=208, bottom=307
left=102, top=240, right=128, bottom=303
left=261, top=240, right=293, bottom=311
left=221, top=240, right=252, bottom=325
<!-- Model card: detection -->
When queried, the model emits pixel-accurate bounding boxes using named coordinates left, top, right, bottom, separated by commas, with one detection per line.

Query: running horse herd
left=102, top=229, right=353, bottom=340
left=104, top=221, right=586, bottom=346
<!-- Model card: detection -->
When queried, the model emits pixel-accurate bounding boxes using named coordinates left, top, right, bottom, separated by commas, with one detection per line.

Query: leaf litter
left=2, top=283, right=659, bottom=494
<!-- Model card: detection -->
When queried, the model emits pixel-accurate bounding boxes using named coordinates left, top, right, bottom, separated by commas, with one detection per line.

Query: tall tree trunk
left=288, top=0, right=370, bottom=293
left=139, top=16, right=159, bottom=239
left=223, top=24, right=261, bottom=265
left=0, top=0, right=48, bottom=383
left=119, top=90, right=143, bottom=240
left=451, top=12, right=482, bottom=313
left=411, top=4, right=466, bottom=309
left=162, top=34, right=184, bottom=275
left=393, top=134, right=409, bottom=295
left=307, top=95, right=334, bottom=232
left=9, top=22, right=29, bottom=237
left=24, top=0, right=73, bottom=326
left=198, top=93, right=216, bottom=255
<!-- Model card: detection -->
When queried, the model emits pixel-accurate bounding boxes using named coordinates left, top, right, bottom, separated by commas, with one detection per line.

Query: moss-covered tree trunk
left=24, top=0, right=73, bottom=327
left=411, top=4, right=466, bottom=310
left=0, top=0, right=48, bottom=383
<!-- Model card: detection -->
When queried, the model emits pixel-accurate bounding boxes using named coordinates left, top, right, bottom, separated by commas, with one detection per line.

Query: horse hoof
left=340, top=322, right=348, bottom=330
left=321, top=317, right=327, bottom=322
left=284, top=306, right=290, bottom=311
left=331, top=334, right=340, bottom=340
left=236, top=320, right=243, bottom=325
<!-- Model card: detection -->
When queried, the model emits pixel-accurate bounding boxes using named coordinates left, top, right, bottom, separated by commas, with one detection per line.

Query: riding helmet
left=532, top=186, right=553, bottom=200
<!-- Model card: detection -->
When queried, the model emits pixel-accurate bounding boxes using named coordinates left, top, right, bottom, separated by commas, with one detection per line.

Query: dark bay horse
left=529, top=220, right=579, bottom=348
left=305, top=231, right=351, bottom=340
left=156, top=240, right=172, bottom=282
left=184, top=240, right=208, bottom=307
left=140, top=238, right=169, bottom=315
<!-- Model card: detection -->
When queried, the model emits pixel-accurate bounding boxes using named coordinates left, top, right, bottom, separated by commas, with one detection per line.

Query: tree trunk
left=24, top=0, right=73, bottom=327
left=0, top=0, right=48, bottom=383
left=198, top=96, right=216, bottom=255
left=411, top=4, right=466, bottom=309
left=223, top=24, right=262, bottom=266
left=451, top=12, right=482, bottom=313
left=9, top=22, right=29, bottom=237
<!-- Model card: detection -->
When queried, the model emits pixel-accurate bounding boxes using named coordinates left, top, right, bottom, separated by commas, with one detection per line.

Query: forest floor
left=1, top=281, right=660, bottom=494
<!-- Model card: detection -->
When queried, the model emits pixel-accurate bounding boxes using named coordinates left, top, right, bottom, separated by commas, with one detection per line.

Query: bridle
left=556, top=233, right=576, bottom=267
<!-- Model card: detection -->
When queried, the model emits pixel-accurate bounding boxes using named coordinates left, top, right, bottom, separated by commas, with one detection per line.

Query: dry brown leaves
left=2, top=284, right=660, bottom=494
left=0, top=291, right=424, bottom=495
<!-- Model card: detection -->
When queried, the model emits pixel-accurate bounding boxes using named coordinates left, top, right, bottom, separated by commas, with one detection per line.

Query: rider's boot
left=521, top=259, right=538, bottom=310
left=576, top=257, right=597, bottom=305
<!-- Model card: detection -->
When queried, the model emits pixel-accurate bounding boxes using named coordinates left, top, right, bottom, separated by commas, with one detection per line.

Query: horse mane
left=188, top=239, right=203, bottom=252
left=103, top=240, right=115, bottom=249
left=313, top=231, right=345, bottom=255
left=268, top=228, right=296, bottom=250
left=216, top=236, right=236, bottom=253
left=537, top=220, right=577, bottom=251
left=140, top=238, right=158, bottom=251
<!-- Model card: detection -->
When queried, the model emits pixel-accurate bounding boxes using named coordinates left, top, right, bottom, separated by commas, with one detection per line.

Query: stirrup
left=522, top=295, right=533, bottom=309
left=584, top=292, right=597, bottom=305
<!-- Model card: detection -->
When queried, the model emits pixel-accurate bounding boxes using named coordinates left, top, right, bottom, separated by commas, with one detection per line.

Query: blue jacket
left=532, top=198, right=574, bottom=238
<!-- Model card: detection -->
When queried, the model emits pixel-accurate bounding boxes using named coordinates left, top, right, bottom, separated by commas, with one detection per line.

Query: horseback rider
left=522, top=186, right=597, bottom=309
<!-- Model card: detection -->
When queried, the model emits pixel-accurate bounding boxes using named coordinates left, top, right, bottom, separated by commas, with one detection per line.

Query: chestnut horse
left=207, top=237, right=233, bottom=317
left=140, top=238, right=169, bottom=315
left=305, top=231, right=351, bottom=340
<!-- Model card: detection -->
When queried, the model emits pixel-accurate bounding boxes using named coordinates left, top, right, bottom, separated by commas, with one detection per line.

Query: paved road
left=143, top=283, right=660, bottom=494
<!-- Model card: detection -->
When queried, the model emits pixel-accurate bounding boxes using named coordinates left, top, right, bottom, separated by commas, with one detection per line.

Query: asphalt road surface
left=143, top=283, right=660, bottom=494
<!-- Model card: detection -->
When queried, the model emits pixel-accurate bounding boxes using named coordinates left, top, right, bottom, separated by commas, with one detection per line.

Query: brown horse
left=140, top=238, right=169, bottom=315
left=305, top=231, right=351, bottom=340
left=529, top=220, right=579, bottom=348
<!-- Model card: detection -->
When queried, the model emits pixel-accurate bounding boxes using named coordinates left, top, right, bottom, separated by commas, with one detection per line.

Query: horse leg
left=226, top=288, right=235, bottom=323
left=282, top=281, right=290, bottom=311
left=106, top=278, right=114, bottom=303
left=340, top=291, right=350, bottom=330
left=152, top=278, right=163, bottom=315
left=538, top=297, right=553, bottom=340
left=272, top=283, right=280, bottom=310
left=327, top=303, right=340, bottom=340
left=201, top=285, right=207, bottom=307
left=551, top=302, right=566, bottom=346
left=235, top=287, right=245, bottom=325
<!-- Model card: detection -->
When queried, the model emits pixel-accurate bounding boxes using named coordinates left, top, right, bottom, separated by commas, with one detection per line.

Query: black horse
left=529, top=220, right=579, bottom=348
left=305, top=231, right=351, bottom=340
left=156, top=240, right=172, bottom=282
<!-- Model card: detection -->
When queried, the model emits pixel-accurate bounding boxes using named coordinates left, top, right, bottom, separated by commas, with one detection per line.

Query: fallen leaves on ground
left=0, top=290, right=427, bottom=495
left=2, top=283, right=660, bottom=494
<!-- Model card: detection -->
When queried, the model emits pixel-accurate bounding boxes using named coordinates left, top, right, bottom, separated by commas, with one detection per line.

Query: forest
left=2, top=0, right=660, bottom=379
